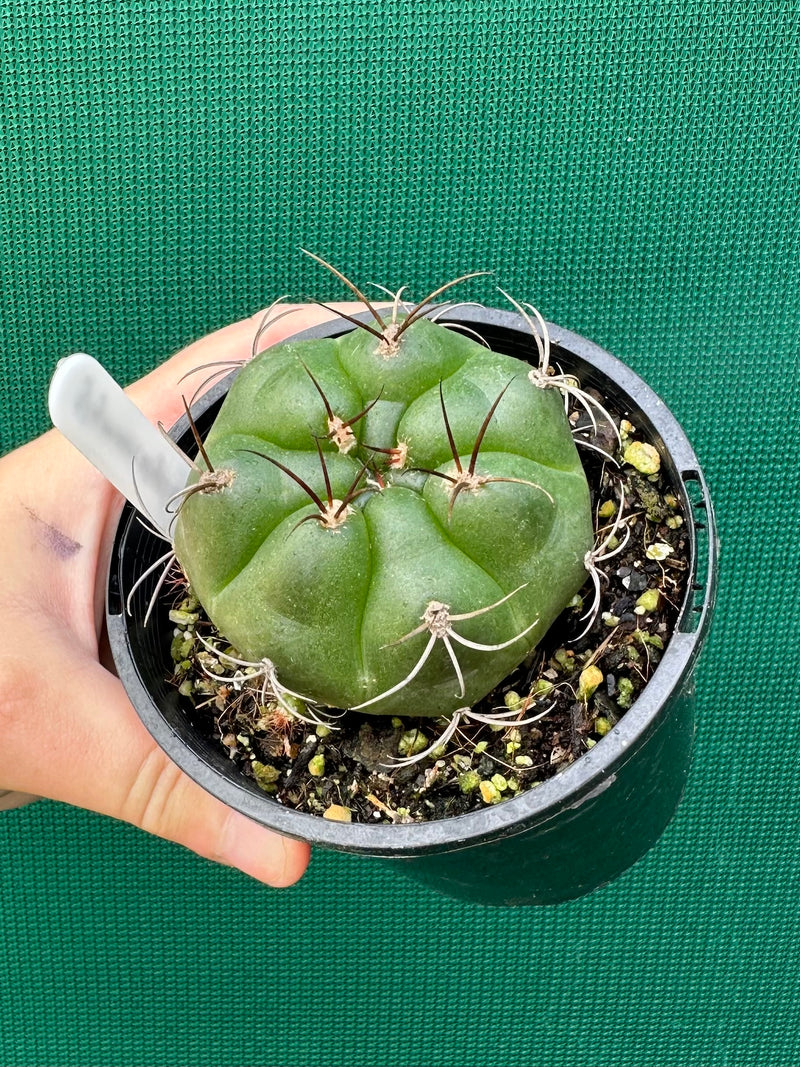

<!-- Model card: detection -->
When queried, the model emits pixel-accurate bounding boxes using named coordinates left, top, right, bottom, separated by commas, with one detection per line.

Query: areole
left=107, top=307, right=717, bottom=906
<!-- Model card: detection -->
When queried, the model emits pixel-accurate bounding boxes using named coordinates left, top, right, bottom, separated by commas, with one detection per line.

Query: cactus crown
left=169, top=261, right=594, bottom=721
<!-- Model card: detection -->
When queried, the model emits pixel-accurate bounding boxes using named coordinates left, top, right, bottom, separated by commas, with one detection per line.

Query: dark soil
left=167, top=402, right=690, bottom=825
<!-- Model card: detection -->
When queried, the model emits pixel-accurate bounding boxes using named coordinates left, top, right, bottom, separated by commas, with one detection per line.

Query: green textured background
left=1, top=2, right=798, bottom=1065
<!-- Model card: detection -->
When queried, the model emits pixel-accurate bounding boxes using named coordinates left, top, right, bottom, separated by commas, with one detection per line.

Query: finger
left=126, top=302, right=373, bottom=426
left=116, top=743, right=311, bottom=888
left=1, top=650, right=309, bottom=887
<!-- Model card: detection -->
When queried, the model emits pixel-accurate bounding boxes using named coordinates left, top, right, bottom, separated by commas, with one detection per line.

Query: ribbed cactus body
left=173, top=316, right=593, bottom=717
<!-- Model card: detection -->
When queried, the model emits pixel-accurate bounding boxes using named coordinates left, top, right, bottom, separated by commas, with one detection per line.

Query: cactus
left=171, top=273, right=594, bottom=720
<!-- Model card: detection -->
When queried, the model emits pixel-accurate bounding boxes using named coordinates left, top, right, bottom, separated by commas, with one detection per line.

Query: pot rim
left=107, top=307, right=717, bottom=857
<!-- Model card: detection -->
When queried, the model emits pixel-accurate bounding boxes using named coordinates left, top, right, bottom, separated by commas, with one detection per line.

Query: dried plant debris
left=167, top=404, right=689, bottom=825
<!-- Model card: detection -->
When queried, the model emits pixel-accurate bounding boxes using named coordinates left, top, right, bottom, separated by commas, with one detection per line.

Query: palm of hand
left=0, top=305, right=355, bottom=886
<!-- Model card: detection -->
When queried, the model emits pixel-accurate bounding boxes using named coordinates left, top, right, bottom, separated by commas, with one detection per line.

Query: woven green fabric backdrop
left=1, top=2, right=798, bottom=1065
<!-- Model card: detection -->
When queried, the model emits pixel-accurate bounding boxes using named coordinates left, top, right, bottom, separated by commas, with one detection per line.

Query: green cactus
left=172, top=284, right=593, bottom=720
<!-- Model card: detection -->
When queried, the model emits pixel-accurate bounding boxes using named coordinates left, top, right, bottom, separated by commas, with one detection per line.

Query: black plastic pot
left=107, top=309, right=717, bottom=907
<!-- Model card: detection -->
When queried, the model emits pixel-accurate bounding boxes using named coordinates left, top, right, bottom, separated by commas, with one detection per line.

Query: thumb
left=5, top=652, right=310, bottom=887
left=124, top=302, right=371, bottom=428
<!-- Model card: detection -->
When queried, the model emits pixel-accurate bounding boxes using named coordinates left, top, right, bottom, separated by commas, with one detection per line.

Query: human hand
left=0, top=303, right=360, bottom=886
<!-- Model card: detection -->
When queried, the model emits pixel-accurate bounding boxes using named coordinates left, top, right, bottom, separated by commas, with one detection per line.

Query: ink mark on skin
left=25, top=506, right=82, bottom=560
